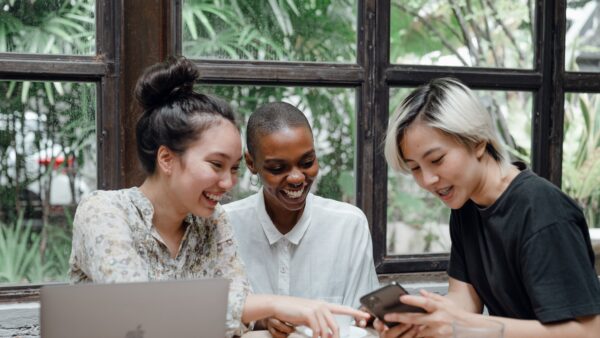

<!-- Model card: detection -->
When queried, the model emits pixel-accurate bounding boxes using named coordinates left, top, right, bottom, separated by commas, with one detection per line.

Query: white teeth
left=438, top=187, right=451, bottom=196
left=283, top=188, right=304, bottom=199
left=204, top=192, right=223, bottom=202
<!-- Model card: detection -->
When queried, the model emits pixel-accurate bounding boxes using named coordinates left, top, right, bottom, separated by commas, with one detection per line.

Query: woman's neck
left=470, top=157, right=520, bottom=207
left=263, top=192, right=305, bottom=235
left=139, top=177, right=187, bottom=256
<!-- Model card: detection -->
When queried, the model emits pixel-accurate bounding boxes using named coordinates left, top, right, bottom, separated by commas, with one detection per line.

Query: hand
left=265, top=317, right=295, bottom=338
left=270, top=296, right=370, bottom=338
left=373, top=318, right=419, bottom=338
left=355, top=306, right=370, bottom=328
left=383, top=290, right=465, bottom=338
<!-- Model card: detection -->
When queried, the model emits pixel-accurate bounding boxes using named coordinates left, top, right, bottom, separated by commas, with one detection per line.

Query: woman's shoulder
left=508, top=170, right=578, bottom=208
left=495, top=170, right=586, bottom=232
left=311, top=194, right=368, bottom=222
left=221, top=192, right=258, bottom=214
left=78, top=188, right=136, bottom=210
left=74, top=188, right=143, bottom=226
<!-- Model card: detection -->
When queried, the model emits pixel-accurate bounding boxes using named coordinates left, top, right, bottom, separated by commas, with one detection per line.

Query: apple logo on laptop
left=126, top=324, right=144, bottom=338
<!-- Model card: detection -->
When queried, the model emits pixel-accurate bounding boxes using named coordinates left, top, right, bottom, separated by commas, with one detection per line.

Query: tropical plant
left=563, top=94, right=600, bottom=228
left=0, top=213, right=43, bottom=283
left=0, top=210, right=73, bottom=284
left=183, top=0, right=355, bottom=62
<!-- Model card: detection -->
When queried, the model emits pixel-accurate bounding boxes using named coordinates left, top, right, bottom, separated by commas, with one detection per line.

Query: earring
left=250, top=174, right=260, bottom=187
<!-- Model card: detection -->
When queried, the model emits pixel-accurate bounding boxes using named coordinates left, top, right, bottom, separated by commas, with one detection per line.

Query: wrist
left=262, top=294, right=278, bottom=317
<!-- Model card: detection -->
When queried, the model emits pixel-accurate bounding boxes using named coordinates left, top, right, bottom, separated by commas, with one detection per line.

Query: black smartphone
left=359, top=282, right=426, bottom=328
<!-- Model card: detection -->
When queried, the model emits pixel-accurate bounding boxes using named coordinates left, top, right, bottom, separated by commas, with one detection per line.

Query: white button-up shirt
left=224, top=190, right=379, bottom=308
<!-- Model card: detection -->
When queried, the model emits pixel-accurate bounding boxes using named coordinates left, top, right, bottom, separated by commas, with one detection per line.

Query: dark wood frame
left=1, top=0, right=600, bottom=301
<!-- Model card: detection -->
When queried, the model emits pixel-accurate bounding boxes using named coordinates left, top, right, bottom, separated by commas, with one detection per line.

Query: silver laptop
left=41, top=278, right=230, bottom=338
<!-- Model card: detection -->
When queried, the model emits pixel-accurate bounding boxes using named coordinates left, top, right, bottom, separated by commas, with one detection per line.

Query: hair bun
left=134, top=57, right=199, bottom=112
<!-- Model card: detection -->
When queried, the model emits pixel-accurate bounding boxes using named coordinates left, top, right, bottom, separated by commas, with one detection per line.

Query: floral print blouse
left=69, top=187, right=250, bottom=337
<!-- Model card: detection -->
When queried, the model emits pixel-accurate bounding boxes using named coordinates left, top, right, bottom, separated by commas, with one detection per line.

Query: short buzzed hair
left=246, top=102, right=312, bottom=157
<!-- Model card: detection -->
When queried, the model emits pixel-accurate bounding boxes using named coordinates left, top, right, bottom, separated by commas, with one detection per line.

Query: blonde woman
left=379, top=78, right=600, bottom=338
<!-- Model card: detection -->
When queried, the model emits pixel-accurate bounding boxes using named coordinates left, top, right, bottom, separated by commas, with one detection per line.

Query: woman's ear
left=156, top=145, right=175, bottom=175
left=475, top=141, right=487, bottom=159
left=244, top=151, right=257, bottom=174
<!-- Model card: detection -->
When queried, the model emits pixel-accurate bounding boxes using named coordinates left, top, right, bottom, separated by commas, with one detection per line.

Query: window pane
left=387, top=88, right=532, bottom=255
left=0, top=0, right=95, bottom=55
left=566, top=1, right=600, bottom=72
left=197, top=85, right=356, bottom=204
left=0, top=81, right=97, bottom=285
left=390, top=0, right=534, bottom=68
left=182, top=0, right=357, bottom=62
left=563, top=93, right=600, bottom=272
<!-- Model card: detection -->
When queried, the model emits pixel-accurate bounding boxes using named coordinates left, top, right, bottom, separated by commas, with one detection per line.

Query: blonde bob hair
left=384, top=78, right=510, bottom=174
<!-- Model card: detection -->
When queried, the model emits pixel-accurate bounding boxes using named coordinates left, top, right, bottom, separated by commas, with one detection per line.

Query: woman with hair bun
left=378, top=78, right=600, bottom=338
left=69, top=57, right=368, bottom=338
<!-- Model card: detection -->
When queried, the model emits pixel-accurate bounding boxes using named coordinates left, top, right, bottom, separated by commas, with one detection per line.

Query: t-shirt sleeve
left=520, top=222, right=600, bottom=323
left=447, top=211, right=469, bottom=283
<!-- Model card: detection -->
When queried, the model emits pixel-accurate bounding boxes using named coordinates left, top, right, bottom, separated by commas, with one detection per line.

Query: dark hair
left=246, top=102, right=312, bottom=157
left=134, top=57, right=237, bottom=174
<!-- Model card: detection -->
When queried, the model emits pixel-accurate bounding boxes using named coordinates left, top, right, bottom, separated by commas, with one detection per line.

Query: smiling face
left=168, top=119, right=242, bottom=217
left=247, top=126, right=319, bottom=214
left=400, top=121, right=486, bottom=209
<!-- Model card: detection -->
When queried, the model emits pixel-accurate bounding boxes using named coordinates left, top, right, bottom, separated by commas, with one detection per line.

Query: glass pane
left=387, top=88, right=532, bottom=255
left=197, top=85, right=356, bottom=204
left=0, top=81, right=97, bottom=285
left=563, top=93, right=600, bottom=271
left=390, top=0, right=534, bottom=68
left=0, top=0, right=95, bottom=55
left=566, top=1, right=600, bottom=72
left=182, top=0, right=357, bottom=62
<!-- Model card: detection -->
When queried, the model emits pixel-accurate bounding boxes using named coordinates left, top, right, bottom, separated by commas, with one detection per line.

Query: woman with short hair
left=379, top=78, right=600, bottom=338
left=224, top=101, right=379, bottom=337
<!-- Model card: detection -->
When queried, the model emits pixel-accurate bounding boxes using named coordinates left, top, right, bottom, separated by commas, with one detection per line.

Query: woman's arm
left=381, top=290, right=600, bottom=338
left=470, top=312, right=600, bottom=338
left=243, top=294, right=370, bottom=337
left=445, top=277, right=483, bottom=313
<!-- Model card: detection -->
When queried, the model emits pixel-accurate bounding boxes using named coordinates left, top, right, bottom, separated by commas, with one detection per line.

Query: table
left=241, top=328, right=379, bottom=338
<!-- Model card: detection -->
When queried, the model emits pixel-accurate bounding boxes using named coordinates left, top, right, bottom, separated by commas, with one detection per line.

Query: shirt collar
left=256, top=188, right=313, bottom=246
left=128, top=186, right=155, bottom=229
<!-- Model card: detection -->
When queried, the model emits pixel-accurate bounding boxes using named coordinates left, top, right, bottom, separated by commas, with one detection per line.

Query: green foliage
left=0, top=214, right=42, bottom=283
left=0, top=0, right=94, bottom=54
left=390, top=0, right=534, bottom=68
left=563, top=94, right=600, bottom=228
left=0, top=211, right=72, bottom=284
left=183, top=0, right=355, bottom=61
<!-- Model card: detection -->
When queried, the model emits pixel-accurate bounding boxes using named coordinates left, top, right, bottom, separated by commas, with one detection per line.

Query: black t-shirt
left=447, top=165, right=600, bottom=323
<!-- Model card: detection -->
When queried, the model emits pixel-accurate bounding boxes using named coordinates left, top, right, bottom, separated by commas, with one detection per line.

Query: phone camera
left=367, top=295, right=380, bottom=308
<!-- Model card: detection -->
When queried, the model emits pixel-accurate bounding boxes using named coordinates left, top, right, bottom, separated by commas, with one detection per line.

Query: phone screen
left=359, top=282, right=426, bottom=327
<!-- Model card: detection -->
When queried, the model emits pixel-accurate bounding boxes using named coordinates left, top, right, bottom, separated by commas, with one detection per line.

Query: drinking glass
left=452, top=319, right=504, bottom=338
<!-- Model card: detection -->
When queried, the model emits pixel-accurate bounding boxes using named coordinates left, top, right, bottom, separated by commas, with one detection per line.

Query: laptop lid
left=41, top=278, right=230, bottom=338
